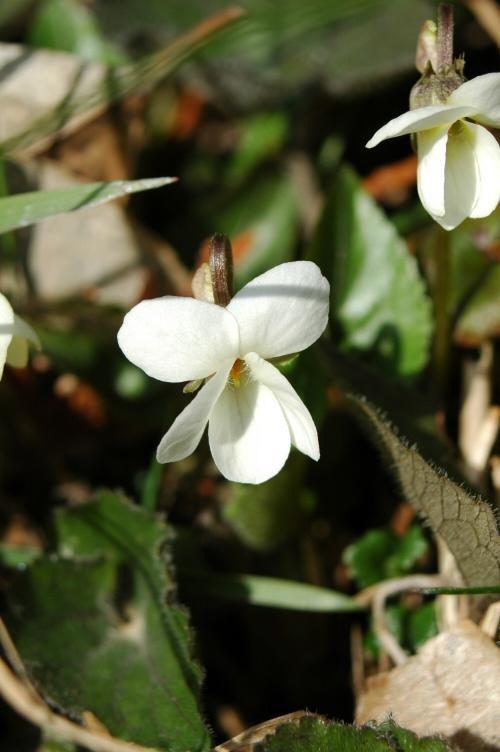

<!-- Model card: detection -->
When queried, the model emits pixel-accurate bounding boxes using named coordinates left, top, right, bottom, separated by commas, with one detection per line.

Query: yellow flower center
left=230, top=358, right=244, bottom=387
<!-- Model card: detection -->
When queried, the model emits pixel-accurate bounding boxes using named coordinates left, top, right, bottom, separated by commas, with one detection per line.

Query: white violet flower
left=118, top=261, right=330, bottom=484
left=366, top=72, right=500, bottom=230
left=0, top=293, right=40, bottom=379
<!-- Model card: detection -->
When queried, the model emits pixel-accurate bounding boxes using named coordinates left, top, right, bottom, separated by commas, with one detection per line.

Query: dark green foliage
left=6, top=491, right=211, bottom=752
left=256, top=716, right=454, bottom=751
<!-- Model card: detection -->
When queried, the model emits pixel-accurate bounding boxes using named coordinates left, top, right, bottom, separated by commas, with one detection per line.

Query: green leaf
left=344, top=396, right=500, bottom=586
left=6, top=491, right=211, bottom=752
left=449, top=211, right=500, bottom=346
left=224, top=453, right=313, bottom=551
left=223, top=347, right=328, bottom=551
left=419, top=211, right=500, bottom=346
left=454, top=264, right=500, bottom=345
left=28, top=0, right=125, bottom=64
left=322, top=345, right=449, bottom=470
left=140, top=454, right=164, bottom=511
left=214, top=171, right=299, bottom=289
left=364, top=603, right=406, bottom=660
left=0, top=176, right=175, bottom=235
left=321, top=345, right=499, bottom=585
left=255, top=716, right=453, bottom=751
left=365, top=602, right=438, bottom=659
left=343, top=525, right=429, bottom=588
left=224, top=112, right=288, bottom=187
left=0, top=543, right=41, bottom=568
left=308, top=164, right=432, bottom=378
left=181, top=572, right=363, bottom=612
left=408, top=602, right=438, bottom=650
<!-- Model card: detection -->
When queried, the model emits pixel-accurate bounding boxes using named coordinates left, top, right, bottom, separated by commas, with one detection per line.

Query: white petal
left=0, top=293, right=15, bottom=379
left=227, top=261, right=330, bottom=361
left=447, top=72, right=500, bottom=128
left=432, top=122, right=477, bottom=230
left=5, top=314, right=41, bottom=368
left=467, top=123, right=500, bottom=219
left=11, top=314, right=40, bottom=348
left=245, top=352, right=319, bottom=461
left=118, top=296, right=239, bottom=383
left=208, top=375, right=290, bottom=484
left=156, top=362, right=232, bottom=463
left=366, top=104, right=475, bottom=148
left=417, top=127, right=448, bottom=218
left=435, top=121, right=500, bottom=230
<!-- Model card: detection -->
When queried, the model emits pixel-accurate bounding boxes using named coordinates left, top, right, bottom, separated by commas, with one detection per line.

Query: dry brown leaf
left=356, top=620, right=500, bottom=751
left=362, top=155, right=417, bottom=206
left=51, top=115, right=130, bottom=184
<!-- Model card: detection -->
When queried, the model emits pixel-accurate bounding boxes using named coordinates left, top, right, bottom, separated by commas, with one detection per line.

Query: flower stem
left=433, top=225, right=451, bottom=399
left=437, top=3, right=454, bottom=72
left=209, top=233, right=234, bottom=306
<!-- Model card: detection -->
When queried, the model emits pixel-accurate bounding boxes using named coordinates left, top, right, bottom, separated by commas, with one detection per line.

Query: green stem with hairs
left=437, top=3, right=454, bottom=72
left=433, top=225, right=451, bottom=400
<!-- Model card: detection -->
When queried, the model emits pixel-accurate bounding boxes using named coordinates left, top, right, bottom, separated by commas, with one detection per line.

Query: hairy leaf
left=346, top=396, right=500, bottom=586
left=6, top=490, right=211, bottom=752
left=255, top=716, right=453, bottom=751
left=321, top=345, right=499, bottom=583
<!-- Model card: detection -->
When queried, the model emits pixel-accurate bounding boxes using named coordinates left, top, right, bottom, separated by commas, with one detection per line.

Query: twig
left=480, top=601, right=500, bottom=639
left=433, top=226, right=451, bottom=400
left=458, top=343, right=499, bottom=488
left=356, top=575, right=449, bottom=666
left=435, top=536, right=466, bottom=631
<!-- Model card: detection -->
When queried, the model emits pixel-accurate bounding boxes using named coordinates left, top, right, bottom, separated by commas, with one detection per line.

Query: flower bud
left=410, top=3, right=465, bottom=110
left=208, top=233, right=234, bottom=307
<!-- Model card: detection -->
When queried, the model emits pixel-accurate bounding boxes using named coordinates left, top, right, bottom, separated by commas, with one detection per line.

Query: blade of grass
left=181, top=572, right=365, bottom=612
left=418, top=585, right=500, bottom=595
left=0, top=176, right=176, bottom=234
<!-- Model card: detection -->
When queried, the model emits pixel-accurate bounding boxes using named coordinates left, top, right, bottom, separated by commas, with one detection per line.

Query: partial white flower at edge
left=118, top=261, right=330, bottom=485
left=366, top=72, right=500, bottom=230
left=0, top=293, right=40, bottom=379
